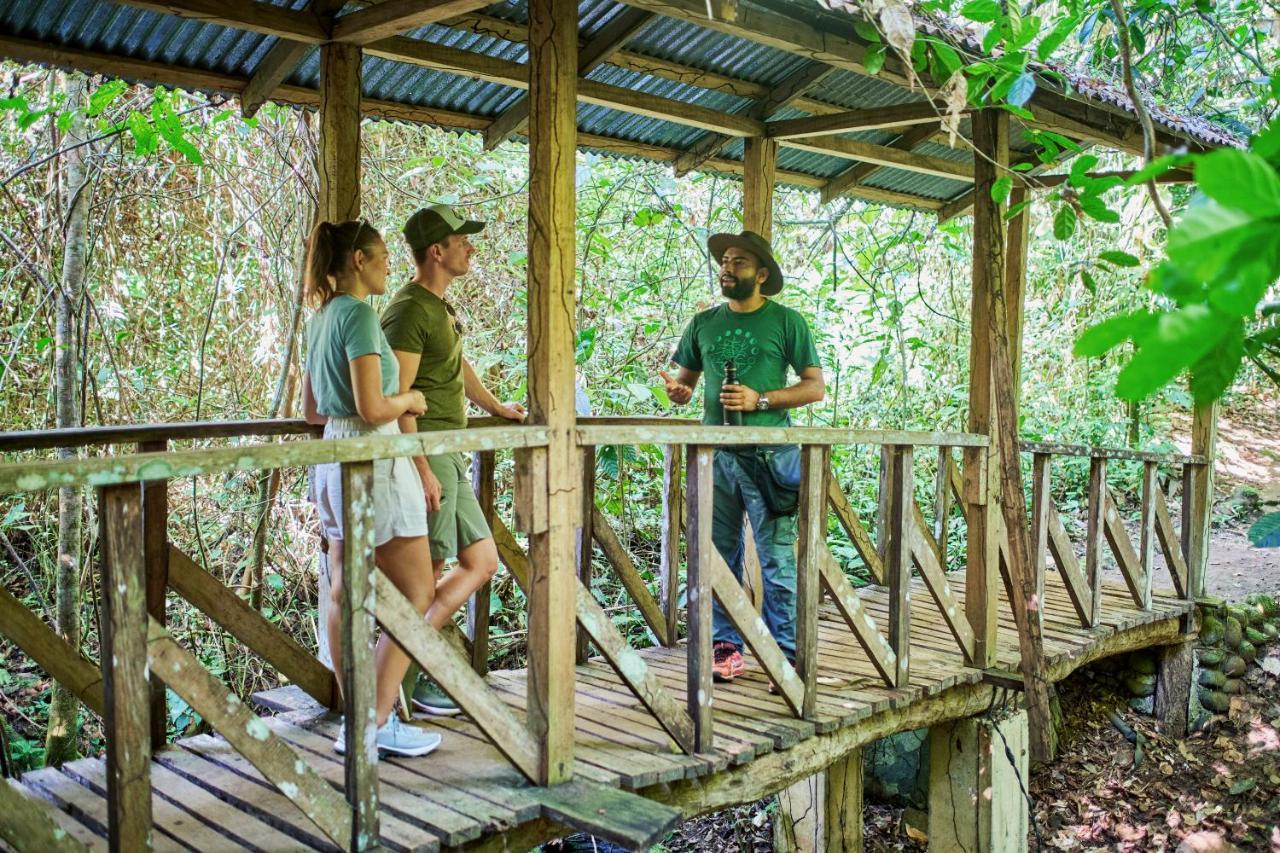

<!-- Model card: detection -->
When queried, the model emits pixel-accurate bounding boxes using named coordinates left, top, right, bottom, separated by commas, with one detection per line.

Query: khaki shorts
left=310, top=418, right=429, bottom=547
left=426, top=451, right=491, bottom=561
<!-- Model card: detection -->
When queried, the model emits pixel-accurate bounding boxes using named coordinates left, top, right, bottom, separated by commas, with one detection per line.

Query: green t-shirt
left=305, top=294, right=399, bottom=418
left=672, top=299, right=820, bottom=427
left=380, top=283, right=466, bottom=432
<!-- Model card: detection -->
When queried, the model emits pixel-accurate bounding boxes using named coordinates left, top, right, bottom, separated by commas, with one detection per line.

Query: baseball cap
left=404, top=204, right=485, bottom=252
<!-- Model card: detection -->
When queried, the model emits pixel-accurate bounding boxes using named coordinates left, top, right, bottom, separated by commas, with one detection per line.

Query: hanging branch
left=1109, top=0, right=1174, bottom=231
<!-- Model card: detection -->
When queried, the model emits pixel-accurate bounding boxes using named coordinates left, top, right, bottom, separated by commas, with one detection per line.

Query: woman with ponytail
left=302, top=219, right=441, bottom=757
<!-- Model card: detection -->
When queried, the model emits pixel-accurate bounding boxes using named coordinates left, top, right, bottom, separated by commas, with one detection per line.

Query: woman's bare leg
left=325, top=537, right=346, bottom=690
left=425, top=537, right=498, bottom=630
left=372, top=535, right=435, bottom=724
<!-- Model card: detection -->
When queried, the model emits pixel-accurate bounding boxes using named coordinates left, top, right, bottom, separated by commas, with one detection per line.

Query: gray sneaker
left=332, top=718, right=442, bottom=757
left=411, top=678, right=461, bottom=716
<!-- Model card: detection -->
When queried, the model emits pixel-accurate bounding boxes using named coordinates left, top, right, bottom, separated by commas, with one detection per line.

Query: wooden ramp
left=2, top=573, right=1191, bottom=852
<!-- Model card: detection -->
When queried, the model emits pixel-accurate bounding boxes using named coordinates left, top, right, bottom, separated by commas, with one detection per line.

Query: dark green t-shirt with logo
left=380, top=283, right=466, bottom=432
left=672, top=299, right=821, bottom=427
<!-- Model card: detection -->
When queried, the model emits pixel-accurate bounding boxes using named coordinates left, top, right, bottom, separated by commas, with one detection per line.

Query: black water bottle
left=723, top=360, right=742, bottom=426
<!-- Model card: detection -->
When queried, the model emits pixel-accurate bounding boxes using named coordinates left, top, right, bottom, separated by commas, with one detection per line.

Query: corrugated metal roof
left=0, top=0, right=1239, bottom=212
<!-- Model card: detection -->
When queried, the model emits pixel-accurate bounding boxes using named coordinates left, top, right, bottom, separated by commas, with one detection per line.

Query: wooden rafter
left=240, top=0, right=346, bottom=118
left=768, top=102, right=964, bottom=140
left=819, top=123, right=938, bottom=205
left=484, top=8, right=654, bottom=150
left=109, top=0, right=327, bottom=42
left=783, top=133, right=973, bottom=181
left=672, top=60, right=833, bottom=176
left=331, top=0, right=492, bottom=45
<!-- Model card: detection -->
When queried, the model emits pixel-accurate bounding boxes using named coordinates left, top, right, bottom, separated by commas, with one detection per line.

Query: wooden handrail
left=577, top=422, right=990, bottom=448
left=0, top=415, right=521, bottom=453
left=1018, top=440, right=1205, bottom=465
left=0, top=425, right=549, bottom=494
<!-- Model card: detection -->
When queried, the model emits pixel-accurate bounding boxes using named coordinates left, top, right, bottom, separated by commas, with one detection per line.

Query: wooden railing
left=0, top=417, right=1207, bottom=849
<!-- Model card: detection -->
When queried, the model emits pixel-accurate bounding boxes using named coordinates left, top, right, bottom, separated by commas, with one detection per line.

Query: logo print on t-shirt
left=710, top=328, right=761, bottom=375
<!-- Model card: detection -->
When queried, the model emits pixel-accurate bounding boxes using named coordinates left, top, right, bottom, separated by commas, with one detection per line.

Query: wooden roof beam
left=240, top=0, right=348, bottom=118
left=366, top=37, right=765, bottom=136
left=331, top=0, right=493, bottom=45
left=768, top=102, right=969, bottom=140
left=444, top=12, right=849, bottom=116
left=783, top=133, right=973, bottom=181
left=673, top=60, right=834, bottom=176
left=483, top=8, right=654, bottom=150
left=109, top=0, right=328, bottom=42
left=0, top=31, right=950, bottom=211
left=819, top=123, right=940, bottom=205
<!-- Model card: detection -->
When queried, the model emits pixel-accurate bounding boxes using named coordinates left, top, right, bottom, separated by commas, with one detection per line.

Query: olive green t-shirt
left=380, top=283, right=466, bottom=431
left=672, top=299, right=820, bottom=427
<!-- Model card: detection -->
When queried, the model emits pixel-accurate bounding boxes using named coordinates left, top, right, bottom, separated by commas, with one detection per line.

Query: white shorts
left=309, top=418, right=428, bottom=547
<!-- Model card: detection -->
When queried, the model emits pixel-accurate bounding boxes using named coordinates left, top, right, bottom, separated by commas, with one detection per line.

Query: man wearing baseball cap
left=382, top=204, right=526, bottom=717
left=660, top=230, right=824, bottom=686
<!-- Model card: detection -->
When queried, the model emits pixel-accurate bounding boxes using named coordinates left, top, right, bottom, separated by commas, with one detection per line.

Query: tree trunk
left=45, top=74, right=93, bottom=767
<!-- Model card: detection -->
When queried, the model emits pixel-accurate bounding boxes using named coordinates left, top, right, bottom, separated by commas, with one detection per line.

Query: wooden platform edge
left=457, top=612, right=1192, bottom=851
left=530, top=780, right=681, bottom=850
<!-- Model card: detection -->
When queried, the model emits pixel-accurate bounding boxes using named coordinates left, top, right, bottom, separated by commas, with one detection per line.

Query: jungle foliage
left=0, top=0, right=1277, bottom=768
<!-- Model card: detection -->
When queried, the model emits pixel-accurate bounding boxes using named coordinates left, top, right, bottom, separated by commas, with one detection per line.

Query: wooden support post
left=742, top=136, right=777, bottom=239
left=1005, top=187, right=1029, bottom=410
left=933, top=445, right=951, bottom=554
left=1187, top=404, right=1217, bottom=597
left=1086, top=457, right=1107, bottom=626
left=686, top=445, right=715, bottom=753
left=577, top=446, right=596, bottom=664
left=138, top=441, right=168, bottom=750
left=1154, top=639, right=1194, bottom=737
left=796, top=445, right=828, bottom=720
left=1030, top=453, right=1050, bottom=629
left=317, top=41, right=362, bottom=223
left=964, top=110, right=1003, bottom=672
left=825, top=748, right=864, bottom=852
left=526, top=0, right=579, bottom=786
left=884, top=445, right=913, bottom=687
left=99, top=484, right=152, bottom=853
left=338, top=461, right=378, bottom=849
left=659, top=444, right=682, bottom=645
left=469, top=449, right=496, bottom=675
left=876, top=447, right=891, bottom=568
left=1139, top=461, right=1157, bottom=609
left=928, top=709, right=1029, bottom=853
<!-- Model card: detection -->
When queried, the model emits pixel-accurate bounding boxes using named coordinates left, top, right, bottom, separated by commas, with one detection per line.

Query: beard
left=720, top=274, right=757, bottom=301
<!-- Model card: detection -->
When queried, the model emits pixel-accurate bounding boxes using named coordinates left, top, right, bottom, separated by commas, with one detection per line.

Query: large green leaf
left=1166, top=200, right=1260, bottom=285
left=1195, top=149, right=1280, bottom=218
left=1073, top=310, right=1156, bottom=357
left=1114, top=305, right=1232, bottom=400
left=1053, top=204, right=1076, bottom=240
left=1189, top=322, right=1245, bottom=404
left=1247, top=512, right=1280, bottom=547
left=1036, top=14, right=1078, bottom=60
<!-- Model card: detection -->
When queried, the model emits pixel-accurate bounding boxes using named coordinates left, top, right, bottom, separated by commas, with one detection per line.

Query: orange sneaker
left=712, top=642, right=745, bottom=682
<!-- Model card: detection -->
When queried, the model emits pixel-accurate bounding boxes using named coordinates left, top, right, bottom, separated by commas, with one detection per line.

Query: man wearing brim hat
left=660, top=229, right=825, bottom=685
left=381, top=203, right=526, bottom=717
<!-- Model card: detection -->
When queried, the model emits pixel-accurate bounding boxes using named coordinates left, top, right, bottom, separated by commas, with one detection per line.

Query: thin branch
left=1109, top=0, right=1174, bottom=231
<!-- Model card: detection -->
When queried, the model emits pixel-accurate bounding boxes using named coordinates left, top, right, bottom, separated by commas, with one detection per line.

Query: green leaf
left=1053, top=204, right=1077, bottom=240
left=1004, top=199, right=1032, bottom=220
left=1195, top=148, right=1280, bottom=217
left=1228, top=778, right=1256, bottom=795
left=1114, top=305, right=1232, bottom=401
left=1098, top=250, right=1140, bottom=268
left=1007, top=72, right=1037, bottom=107
left=990, top=175, right=1013, bottom=204
left=864, top=44, right=887, bottom=76
left=930, top=41, right=963, bottom=80
left=126, top=111, right=157, bottom=156
left=56, top=111, right=74, bottom=133
left=1080, top=269, right=1097, bottom=294
left=1037, top=14, right=1078, bottom=61
left=999, top=103, right=1036, bottom=120
left=1247, top=512, right=1280, bottom=547
left=1078, top=195, right=1120, bottom=223
left=0, top=96, right=27, bottom=112
left=854, top=19, right=882, bottom=42
left=1189, top=321, right=1244, bottom=404
left=1166, top=201, right=1264, bottom=287
left=961, top=0, right=1000, bottom=22
left=1125, top=153, right=1187, bottom=186
left=1073, top=311, right=1156, bottom=357
left=87, top=79, right=126, bottom=117
left=1068, top=154, right=1099, bottom=187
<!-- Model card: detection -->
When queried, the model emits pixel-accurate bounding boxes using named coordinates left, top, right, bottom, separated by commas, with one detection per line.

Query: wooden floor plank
left=19, top=768, right=189, bottom=853
left=3, top=778, right=108, bottom=852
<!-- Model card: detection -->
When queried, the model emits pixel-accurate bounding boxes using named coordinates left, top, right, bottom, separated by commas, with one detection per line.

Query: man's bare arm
left=463, top=356, right=526, bottom=421
left=721, top=366, right=824, bottom=412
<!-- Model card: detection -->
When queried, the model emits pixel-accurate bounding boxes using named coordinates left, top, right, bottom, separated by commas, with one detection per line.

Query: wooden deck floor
left=4, top=573, right=1193, bottom=852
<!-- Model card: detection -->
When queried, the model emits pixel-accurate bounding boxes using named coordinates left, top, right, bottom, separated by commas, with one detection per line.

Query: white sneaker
left=332, top=718, right=442, bottom=757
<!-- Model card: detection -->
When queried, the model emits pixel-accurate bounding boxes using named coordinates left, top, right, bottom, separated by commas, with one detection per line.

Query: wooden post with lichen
left=526, top=0, right=579, bottom=786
